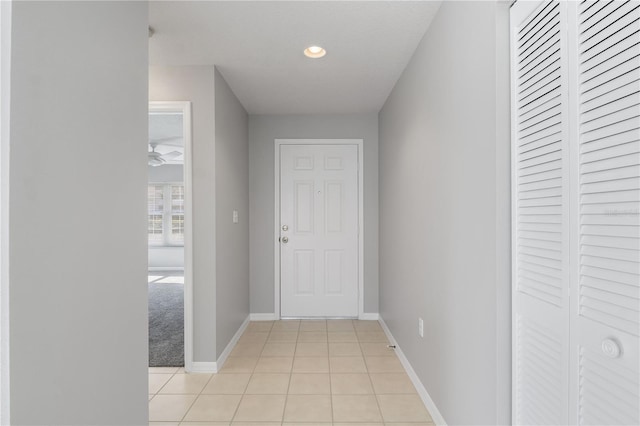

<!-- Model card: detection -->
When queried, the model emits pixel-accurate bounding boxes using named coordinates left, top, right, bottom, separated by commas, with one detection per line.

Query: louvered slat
left=582, top=242, right=639, bottom=262
left=517, top=316, right=564, bottom=424
left=580, top=0, right=615, bottom=25
left=581, top=143, right=639, bottom=170
left=580, top=1, right=640, bottom=45
left=582, top=20, right=640, bottom=67
left=520, top=51, right=561, bottom=91
left=580, top=56, right=639, bottom=93
left=581, top=233, right=640, bottom=250
left=581, top=92, right=640, bottom=123
left=579, top=348, right=640, bottom=425
left=581, top=274, right=640, bottom=299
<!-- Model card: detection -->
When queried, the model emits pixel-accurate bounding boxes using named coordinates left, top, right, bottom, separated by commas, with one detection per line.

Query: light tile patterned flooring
left=149, top=319, right=434, bottom=426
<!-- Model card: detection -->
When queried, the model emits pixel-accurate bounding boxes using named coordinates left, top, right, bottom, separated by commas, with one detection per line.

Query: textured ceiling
left=149, top=1, right=441, bottom=115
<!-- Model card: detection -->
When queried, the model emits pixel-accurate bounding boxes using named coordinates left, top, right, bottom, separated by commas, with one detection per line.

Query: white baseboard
left=359, top=313, right=379, bottom=320
left=250, top=313, right=378, bottom=321
left=215, top=315, right=251, bottom=372
left=188, top=361, right=217, bottom=374
left=185, top=315, right=250, bottom=374
left=250, top=313, right=277, bottom=321
left=379, top=316, right=447, bottom=426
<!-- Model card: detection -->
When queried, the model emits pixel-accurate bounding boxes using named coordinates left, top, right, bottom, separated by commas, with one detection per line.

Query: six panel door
left=279, top=144, right=359, bottom=317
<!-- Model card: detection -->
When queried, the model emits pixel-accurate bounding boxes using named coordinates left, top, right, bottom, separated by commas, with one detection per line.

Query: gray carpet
left=148, top=282, right=184, bottom=367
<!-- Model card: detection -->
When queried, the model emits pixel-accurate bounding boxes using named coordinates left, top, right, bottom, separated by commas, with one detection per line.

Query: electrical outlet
left=418, top=317, right=424, bottom=337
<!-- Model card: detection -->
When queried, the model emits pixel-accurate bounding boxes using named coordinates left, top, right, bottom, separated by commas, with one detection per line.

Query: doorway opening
left=148, top=102, right=192, bottom=368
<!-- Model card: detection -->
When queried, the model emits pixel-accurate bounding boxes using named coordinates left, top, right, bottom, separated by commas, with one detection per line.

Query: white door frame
left=148, top=101, right=194, bottom=370
left=274, top=139, right=364, bottom=319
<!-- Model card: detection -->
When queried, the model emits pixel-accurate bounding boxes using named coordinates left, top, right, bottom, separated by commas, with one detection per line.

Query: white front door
left=279, top=144, right=359, bottom=317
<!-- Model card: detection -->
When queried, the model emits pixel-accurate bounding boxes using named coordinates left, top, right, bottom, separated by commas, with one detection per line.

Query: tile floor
left=149, top=319, right=434, bottom=426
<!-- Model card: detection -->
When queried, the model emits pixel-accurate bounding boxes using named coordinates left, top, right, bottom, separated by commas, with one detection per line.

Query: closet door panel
left=576, top=1, right=640, bottom=425
left=512, top=1, right=570, bottom=424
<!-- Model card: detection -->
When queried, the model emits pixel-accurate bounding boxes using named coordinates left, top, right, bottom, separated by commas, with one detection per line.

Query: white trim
left=273, top=139, right=364, bottom=320
left=358, top=313, right=379, bottom=321
left=0, top=1, right=11, bottom=423
left=215, top=315, right=251, bottom=372
left=379, top=316, right=447, bottom=426
left=149, top=101, right=193, bottom=373
left=188, top=362, right=217, bottom=374
left=250, top=313, right=278, bottom=321
left=186, top=315, right=251, bottom=374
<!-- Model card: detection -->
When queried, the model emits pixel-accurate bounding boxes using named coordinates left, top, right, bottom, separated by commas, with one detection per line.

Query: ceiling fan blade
left=162, top=151, right=182, bottom=160
left=150, top=136, right=182, bottom=145
left=148, top=152, right=165, bottom=167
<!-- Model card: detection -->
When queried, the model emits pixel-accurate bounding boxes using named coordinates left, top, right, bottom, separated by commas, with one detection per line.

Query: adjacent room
left=148, top=106, right=187, bottom=368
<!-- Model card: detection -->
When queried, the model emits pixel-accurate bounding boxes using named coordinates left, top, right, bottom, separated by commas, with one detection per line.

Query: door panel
left=512, top=2, right=571, bottom=424
left=575, top=2, right=640, bottom=424
left=280, top=144, right=358, bottom=317
left=513, top=1, right=640, bottom=424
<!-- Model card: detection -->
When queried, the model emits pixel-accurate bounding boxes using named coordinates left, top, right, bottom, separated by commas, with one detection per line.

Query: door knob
left=602, top=338, right=622, bottom=358
left=281, top=236, right=289, bottom=243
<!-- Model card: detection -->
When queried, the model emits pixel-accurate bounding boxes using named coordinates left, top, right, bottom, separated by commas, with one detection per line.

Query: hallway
left=148, top=320, right=433, bottom=424
left=7, top=1, right=638, bottom=424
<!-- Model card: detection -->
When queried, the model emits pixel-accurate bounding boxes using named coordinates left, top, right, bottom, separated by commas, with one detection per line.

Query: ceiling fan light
left=148, top=151, right=165, bottom=167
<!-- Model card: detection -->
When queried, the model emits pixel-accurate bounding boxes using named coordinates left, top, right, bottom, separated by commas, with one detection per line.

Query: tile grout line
left=360, top=327, right=386, bottom=424
left=281, top=329, right=296, bottom=425
left=229, top=322, right=267, bottom=424
left=279, top=325, right=299, bottom=424
left=328, top=323, right=337, bottom=424
left=177, top=367, right=214, bottom=424
left=151, top=367, right=179, bottom=397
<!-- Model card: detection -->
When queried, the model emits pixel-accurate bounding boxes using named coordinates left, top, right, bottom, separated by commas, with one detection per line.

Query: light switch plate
left=233, top=210, right=239, bottom=224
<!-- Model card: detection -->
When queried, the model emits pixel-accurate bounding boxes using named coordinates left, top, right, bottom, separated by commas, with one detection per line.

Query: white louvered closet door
left=511, top=2, right=571, bottom=424
left=573, top=1, right=640, bottom=425
left=513, top=1, right=640, bottom=425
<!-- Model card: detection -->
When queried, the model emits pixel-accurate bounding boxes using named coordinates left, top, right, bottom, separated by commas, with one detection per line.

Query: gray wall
left=148, top=164, right=185, bottom=270
left=378, top=2, right=510, bottom=425
left=149, top=66, right=217, bottom=362
left=1, top=1, right=11, bottom=423
left=249, top=114, right=379, bottom=315
left=214, top=68, right=249, bottom=357
left=9, top=1, right=148, bottom=424
left=149, top=66, right=250, bottom=362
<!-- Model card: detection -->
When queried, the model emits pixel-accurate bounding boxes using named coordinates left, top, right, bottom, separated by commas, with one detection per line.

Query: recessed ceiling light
left=304, top=46, right=327, bottom=59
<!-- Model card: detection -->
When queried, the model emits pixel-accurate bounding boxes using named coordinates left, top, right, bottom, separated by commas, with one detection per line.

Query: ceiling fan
left=148, top=141, right=182, bottom=167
